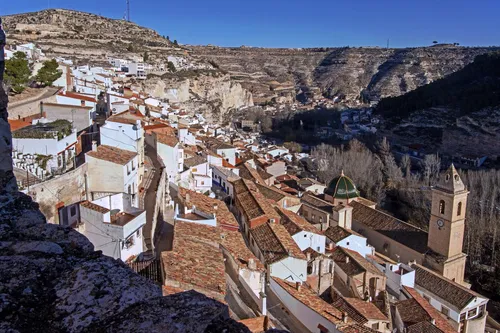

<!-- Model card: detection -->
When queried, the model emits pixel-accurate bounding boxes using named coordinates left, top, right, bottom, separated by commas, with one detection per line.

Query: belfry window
left=439, top=200, right=445, bottom=214
left=457, top=202, right=462, bottom=216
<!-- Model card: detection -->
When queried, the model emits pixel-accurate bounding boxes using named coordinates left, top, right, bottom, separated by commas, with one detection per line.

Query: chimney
left=345, top=256, right=349, bottom=264
left=248, top=258, right=256, bottom=270
left=40, top=101, right=44, bottom=117
left=328, top=243, right=334, bottom=251
left=91, top=141, right=98, bottom=152
left=295, top=281, right=301, bottom=291
left=263, top=316, right=270, bottom=331
left=306, top=252, right=311, bottom=261
left=342, top=312, right=348, bottom=323
left=213, top=203, right=218, bottom=211
left=269, top=218, right=276, bottom=224
left=186, top=193, right=190, bottom=203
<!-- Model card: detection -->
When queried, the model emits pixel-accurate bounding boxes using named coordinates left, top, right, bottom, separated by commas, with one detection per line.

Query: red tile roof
left=233, top=179, right=280, bottom=225
left=80, top=200, right=110, bottom=214
left=58, top=91, right=97, bottom=103
left=86, top=145, right=137, bottom=165
left=276, top=206, right=322, bottom=235
left=157, top=134, right=179, bottom=147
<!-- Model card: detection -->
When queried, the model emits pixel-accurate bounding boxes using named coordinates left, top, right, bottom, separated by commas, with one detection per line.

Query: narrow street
left=142, top=143, right=164, bottom=259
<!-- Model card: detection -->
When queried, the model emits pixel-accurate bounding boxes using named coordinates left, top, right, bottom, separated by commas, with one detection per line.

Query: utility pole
left=127, top=0, right=131, bottom=22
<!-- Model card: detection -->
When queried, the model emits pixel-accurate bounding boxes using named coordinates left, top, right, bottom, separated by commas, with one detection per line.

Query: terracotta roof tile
left=58, top=91, right=97, bottom=103
left=351, top=201, right=429, bottom=253
left=256, top=183, right=290, bottom=203
left=86, top=145, right=137, bottom=165
left=233, top=179, right=280, bottom=224
left=178, top=188, right=238, bottom=228
left=250, top=222, right=306, bottom=264
left=331, top=247, right=382, bottom=277
left=80, top=200, right=110, bottom=214
left=157, top=133, right=179, bottom=147
left=411, top=264, right=485, bottom=309
left=325, top=225, right=362, bottom=243
left=277, top=206, right=322, bottom=235
left=273, top=278, right=346, bottom=325
left=238, top=316, right=274, bottom=333
left=403, top=286, right=457, bottom=333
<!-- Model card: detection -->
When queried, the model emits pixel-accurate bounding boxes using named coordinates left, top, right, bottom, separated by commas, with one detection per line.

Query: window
left=201, top=181, right=205, bottom=185
left=457, top=202, right=462, bottom=216
left=127, top=165, right=130, bottom=175
left=70, top=206, right=76, bottom=217
left=346, top=242, right=350, bottom=246
left=317, top=246, right=320, bottom=252
left=441, top=306, right=450, bottom=317
left=439, top=200, right=445, bottom=214
left=467, top=307, right=478, bottom=318
left=460, top=312, right=466, bottom=321
left=136, top=229, right=141, bottom=237
left=132, top=160, right=135, bottom=171
left=307, top=266, right=313, bottom=274
left=128, top=185, right=131, bottom=194
left=124, top=237, right=135, bottom=249
left=192, top=168, right=198, bottom=173
left=371, top=323, right=379, bottom=330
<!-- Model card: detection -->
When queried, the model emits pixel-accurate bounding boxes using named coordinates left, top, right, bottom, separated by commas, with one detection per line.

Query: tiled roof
left=403, top=286, right=457, bottom=333
left=276, top=206, right=322, bottom=235
left=58, top=91, right=97, bottom=103
left=80, top=200, right=110, bottom=214
left=178, top=188, right=238, bottom=228
left=331, top=247, right=382, bottom=277
left=238, top=316, right=273, bottom=333
left=157, top=134, right=179, bottom=147
left=272, top=278, right=345, bottom=325
left=340, top=297, right=388, bottom=321
left=351, top=201, right=429, bottom=254
left=301, top=193, right=336, bottom=214
left=238, top=162, right=266, bottom=184
left=162, top=237, right=226, bottom=296
left=211, top=165, right=240, bottom=182
left=86, top=145, right=137, bottom=165
left=9, top=119, right=32, bottom=132
left=221, top=229, right=265, bottom=271
left=325, top=226, right=361, bottom=243
left=411, top=264, right=485, bottom=309
left=256, top=183, right=289, bottom=203
left=233, top=179, right=280, bottom=223
left=339, top=325, right=379, bottom=333
left=183, top=155, right=207, bottom=168
left=250, top=222, right=306, bottom=264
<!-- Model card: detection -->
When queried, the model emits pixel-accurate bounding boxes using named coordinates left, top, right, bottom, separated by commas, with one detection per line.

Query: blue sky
left=2, top=0, right=499, bottom=48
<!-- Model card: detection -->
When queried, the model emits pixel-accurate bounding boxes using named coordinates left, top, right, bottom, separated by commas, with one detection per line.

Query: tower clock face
left=437, top=219, right=445, bottom=228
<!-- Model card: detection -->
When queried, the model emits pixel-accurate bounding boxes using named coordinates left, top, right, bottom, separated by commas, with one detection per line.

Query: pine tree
left=35, top=59, right=62, bottom=87
left=5, top=52, right=31, bottom=93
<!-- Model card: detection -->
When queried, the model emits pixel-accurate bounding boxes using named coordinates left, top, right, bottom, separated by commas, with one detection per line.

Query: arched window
left=457, top=202, right=462, bottom=216
left=439, top=200, right=445, bottom=214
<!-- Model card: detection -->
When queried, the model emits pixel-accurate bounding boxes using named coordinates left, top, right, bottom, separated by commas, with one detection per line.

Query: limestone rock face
left=139, top=74, right=253, bottom=122
left=0, top=84, right=278, bottom=333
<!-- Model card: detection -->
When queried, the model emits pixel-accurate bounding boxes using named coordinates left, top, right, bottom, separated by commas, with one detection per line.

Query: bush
left=167, top=61, right=176, bottom=72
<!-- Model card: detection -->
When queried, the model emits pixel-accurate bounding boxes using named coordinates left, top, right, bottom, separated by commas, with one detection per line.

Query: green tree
left=283, top=141, right=302, bottom=153
left=35, top=59, right=62, bottom=87
left=173, top=39, right=178, bottom=46
left=127, top=44, right=135, bottom=52
left=167, top=61, right=176, bottom=72
left=143, top=51, right=149, bottom=62
left=5, top=52, right=31, bottom=93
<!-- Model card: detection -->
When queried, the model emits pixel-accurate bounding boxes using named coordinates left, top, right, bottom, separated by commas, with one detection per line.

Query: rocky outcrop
left=0, top=83, right=279, bottom=332
left=139, top=73, right=253, bottom=122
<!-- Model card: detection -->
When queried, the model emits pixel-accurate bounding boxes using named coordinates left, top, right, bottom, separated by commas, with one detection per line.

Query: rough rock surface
left=0, top=84, right=279, bottom=332
left=192, top=45, right=498, bottom=103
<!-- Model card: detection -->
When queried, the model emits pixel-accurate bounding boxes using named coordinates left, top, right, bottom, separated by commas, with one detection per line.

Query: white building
left=11, top=119, right=77, bottom=176
left=180, top=155, right=212, bottom=193
left=76, top=193, right=146, bottom=262
left=325, top=225, right=374, bottom=258
left=266, top=146, right=289, bottom=159
left=156, top=134, right=184, bottom=184
left=56, top=91, right=97, bottom=109
left=278, top=207, right=326, bottom=254
left=128, top=63, right=147, bottom=79
left=86, top=145, right=140, bottom=206
left=100, top=116, right=145, bottom=183
left=411, top=264, right=488, bottom=333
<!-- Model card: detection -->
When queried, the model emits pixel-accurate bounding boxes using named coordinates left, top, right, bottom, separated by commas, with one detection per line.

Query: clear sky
left=2, top=0, right=499, bottom=48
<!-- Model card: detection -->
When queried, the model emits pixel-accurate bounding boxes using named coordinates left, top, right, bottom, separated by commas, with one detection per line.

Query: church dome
left=325, top=171, right=360, bottom=200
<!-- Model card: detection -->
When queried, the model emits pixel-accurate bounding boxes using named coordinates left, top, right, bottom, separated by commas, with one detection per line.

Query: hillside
left=190, top=45, right=497, bottom=104
left=375, top=52, right=500, bottom=159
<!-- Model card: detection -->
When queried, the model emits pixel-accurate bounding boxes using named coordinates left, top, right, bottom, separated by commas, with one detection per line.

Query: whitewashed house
left=324, top=225, right=374, bottom=258
left=277, top=207, right=326, bottom=253
left=76, top=193, right=146, bottom=262
left=156, top=134, right=184, bottom=184
left=100, top=116, right=145, bottom=183
left=86, top=145, right=139, bottom=206
left=11, top=119, right=77, bottom=176
left=180, top=155, right=212, bottom=193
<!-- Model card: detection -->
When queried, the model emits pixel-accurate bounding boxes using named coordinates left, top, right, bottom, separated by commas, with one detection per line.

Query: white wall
left=334, top=234, right=373, bottom=258
left=56, top=95, right=96, bottom=108
left=292, top=231, right=326, bottom=254
left=270, top=257, right=308, bottom=283
left=270, top=278, right=342, bottom=333
left=157, top=141, right=182, bottom=184
left=217, top=147, right=236, bottom=166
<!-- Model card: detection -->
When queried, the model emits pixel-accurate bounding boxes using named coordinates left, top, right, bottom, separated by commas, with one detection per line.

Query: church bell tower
left=426, top=164, right=469, bottom=284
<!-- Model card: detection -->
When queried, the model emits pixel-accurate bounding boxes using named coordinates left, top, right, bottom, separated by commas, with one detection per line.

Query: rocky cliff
left=191, top=45, right=498, bottom=104
left=0, top=84, right=275, bottom=332
left=137, top=73, right=253, bottom=123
